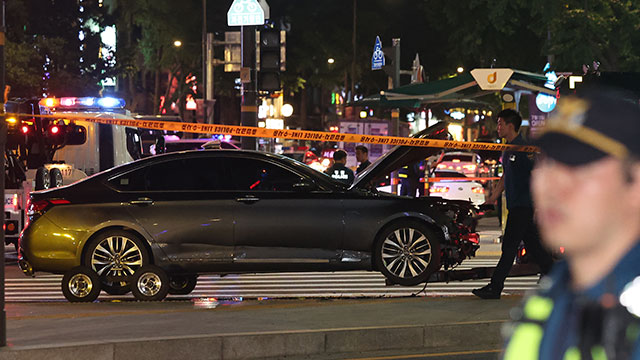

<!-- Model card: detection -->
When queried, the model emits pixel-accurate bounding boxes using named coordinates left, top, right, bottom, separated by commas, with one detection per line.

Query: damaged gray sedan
left=19, top=122, right=479, bottom=302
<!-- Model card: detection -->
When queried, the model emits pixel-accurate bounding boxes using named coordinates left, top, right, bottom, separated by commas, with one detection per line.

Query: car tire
left=131, top=265, right=170, bottom=301
left=34, top=167, right=50, bottom=190
left=168, top=275, right=198, bottom=295
left=83, top=230, right=149, bottom=295
left=61, top=266, right=101, bottom=303
left=49, top=168, right=64, bottom=188
left=374, top=220, right=441, bottom=286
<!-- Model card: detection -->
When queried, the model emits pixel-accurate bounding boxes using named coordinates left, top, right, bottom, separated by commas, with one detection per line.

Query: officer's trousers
left=491, top=207, right=554, bottom=290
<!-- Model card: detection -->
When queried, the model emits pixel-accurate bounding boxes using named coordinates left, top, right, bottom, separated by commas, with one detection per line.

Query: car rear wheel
left=61, top=266, right=101, bottom=302
left=49, top=168, right=63, bottom=188
left=34, top=167, right=50, bottom=190
left=168, top=275, right=198, bottom=295
left=374, top=220, right=441, bottom=286
left=131, top=265, right=170, bottom=301
left=83, top=230, right=149, bottom=295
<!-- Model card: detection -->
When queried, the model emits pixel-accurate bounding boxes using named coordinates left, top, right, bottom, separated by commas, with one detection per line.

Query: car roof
left=442, top=151, right=476, bottom=156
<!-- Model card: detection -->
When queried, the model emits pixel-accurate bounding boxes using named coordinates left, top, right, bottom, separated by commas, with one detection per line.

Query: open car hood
left=352, top=122, right=452, bottom=190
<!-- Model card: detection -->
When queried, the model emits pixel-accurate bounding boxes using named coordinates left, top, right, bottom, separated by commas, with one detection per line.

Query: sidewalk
left=0, top=296, right=520, bottom=359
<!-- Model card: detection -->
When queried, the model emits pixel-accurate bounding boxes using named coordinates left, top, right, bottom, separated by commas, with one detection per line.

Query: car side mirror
left=293, top=180, right=316, bottom=191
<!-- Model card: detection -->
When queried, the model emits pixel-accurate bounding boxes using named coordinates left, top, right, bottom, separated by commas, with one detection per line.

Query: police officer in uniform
left=355, top=145, right=371, bottom=175
left=325, top=149, right=355, bottom=185
left=503, top=87, right=640, bottom=359
left=473, top=109, right=553, bottom=299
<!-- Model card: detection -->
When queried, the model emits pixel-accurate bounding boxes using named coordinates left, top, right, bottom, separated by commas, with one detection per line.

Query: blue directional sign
left=227, top=0, right=265, bottom=27
left=371, top=36, right=385, bottom=70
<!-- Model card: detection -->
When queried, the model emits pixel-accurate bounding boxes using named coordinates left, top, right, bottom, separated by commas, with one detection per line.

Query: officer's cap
left=535, top=86, right=640, bottom=166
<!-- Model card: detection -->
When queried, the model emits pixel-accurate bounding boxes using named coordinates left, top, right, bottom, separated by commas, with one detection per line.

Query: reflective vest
left=504, top=290, right=640, bottom=360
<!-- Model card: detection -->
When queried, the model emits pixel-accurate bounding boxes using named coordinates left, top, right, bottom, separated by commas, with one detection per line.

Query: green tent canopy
left=356, top=69, right=554, bottom=108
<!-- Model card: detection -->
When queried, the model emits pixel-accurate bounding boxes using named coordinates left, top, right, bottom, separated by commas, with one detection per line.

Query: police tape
left=424, top=177, right=501, bottom=183
left=9, top=112, right=539, bottom=153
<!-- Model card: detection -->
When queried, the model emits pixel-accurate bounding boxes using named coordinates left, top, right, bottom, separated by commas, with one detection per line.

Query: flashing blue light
left=78, top=97, right=95, bottom=106
left=97, top=97, right=125, bottom=108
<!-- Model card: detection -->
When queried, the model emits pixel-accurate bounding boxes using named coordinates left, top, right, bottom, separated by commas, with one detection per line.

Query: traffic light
left=259, top=28, right=281, bottom=92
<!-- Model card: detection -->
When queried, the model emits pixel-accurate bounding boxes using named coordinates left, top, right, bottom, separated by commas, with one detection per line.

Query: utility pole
left=241, top=26, right=257, bottom=150
left=0, top=0, right=7, bottom=347
left=351, top=0, right=357, bottom=107
left=206, top=33, right=215, bottom=124
left=202, top=0, right=207, bottom=121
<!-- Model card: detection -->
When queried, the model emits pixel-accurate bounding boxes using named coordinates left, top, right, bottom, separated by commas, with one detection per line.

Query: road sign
left=227, top=0, right=265, bottom=27
left=371, top=36, right=385, bottom=71
left=240, top=67, right=251, bottom=83
left=471, top=68, right=514, bottom=91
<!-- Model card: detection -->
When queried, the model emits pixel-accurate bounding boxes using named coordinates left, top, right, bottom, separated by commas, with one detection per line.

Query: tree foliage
left=6, top=0, right=114, bottom=98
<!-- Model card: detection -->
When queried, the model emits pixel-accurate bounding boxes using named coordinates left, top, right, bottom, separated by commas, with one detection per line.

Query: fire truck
left=4, top=97, right=142, bottom=249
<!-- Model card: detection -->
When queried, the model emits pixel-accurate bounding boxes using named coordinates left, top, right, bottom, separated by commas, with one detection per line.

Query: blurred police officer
left=325, top=149, right=355, bottom=185
left=503, top=87, right=640, bottom=359
left=355, top=145, right=371, bottom=174
left=473, top=109, right=553, bottom=299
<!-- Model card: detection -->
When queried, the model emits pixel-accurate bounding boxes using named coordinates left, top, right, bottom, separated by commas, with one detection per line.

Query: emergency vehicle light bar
left=40, top=97, right=126, bottom=109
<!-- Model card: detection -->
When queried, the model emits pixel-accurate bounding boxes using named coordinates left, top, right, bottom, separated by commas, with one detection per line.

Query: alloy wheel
left=381, top=228, right=432, bottom=279
left=90, top=236, right=144, bottom=285
left=137, top=273, right=163, bottom=297
left=68, top=273, right=93, bottom=298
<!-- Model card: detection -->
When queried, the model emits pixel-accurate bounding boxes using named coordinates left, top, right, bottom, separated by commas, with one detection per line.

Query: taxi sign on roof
left=227, top=0, right=265, bottom=27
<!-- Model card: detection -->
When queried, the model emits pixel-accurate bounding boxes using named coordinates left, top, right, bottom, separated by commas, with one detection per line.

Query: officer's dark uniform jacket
left=504, top=241, right=640, bottom=360
left=503, top=133, right=533, bottom=209
left=356, top=160, right=371, bottom=175
left=325, top=163, right=355, bottom=185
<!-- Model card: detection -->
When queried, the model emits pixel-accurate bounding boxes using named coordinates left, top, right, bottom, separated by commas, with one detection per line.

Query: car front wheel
left=374, top=220, right=441, bottom=286
left=83, top=230, right=149, bottom=295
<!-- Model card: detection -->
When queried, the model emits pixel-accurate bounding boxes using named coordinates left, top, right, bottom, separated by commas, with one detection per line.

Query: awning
left=356, top=68, right=555, bottom=108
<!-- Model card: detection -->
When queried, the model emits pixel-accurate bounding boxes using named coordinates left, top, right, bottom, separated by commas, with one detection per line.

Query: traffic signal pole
left=240, top=26, right=257, bottom=150
left=0, top=0, right=7, bottom=347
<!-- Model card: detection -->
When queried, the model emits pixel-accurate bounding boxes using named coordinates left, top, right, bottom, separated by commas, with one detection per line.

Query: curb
left=0, top=320, right=507, bottom=360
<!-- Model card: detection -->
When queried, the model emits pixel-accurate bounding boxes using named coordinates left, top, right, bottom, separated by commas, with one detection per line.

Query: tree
left=5, top=0, right=115, bottom=98
left=529, top=0, right=640, bottom=72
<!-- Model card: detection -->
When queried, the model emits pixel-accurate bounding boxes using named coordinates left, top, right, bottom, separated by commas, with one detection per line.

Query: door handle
left=236, top=196, right=260, bottom=204
left=130, top=197, right=154, bottom=206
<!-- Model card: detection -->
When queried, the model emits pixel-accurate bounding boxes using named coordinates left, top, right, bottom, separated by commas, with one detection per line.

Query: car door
left=109, top=154, right=236, bottom=267
left=230, top=156, right=344, bottom=265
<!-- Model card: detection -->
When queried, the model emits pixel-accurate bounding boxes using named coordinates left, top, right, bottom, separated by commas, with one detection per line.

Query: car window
left=231, top=158, right=302, bottom=192
left=109, top=156, right=230, bottom=191
left=442, top=154, right=473, bottom=162
left=434, top=171, right=467, bottom=178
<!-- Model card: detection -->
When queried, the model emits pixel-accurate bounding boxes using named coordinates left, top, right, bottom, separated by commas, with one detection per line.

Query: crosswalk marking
left=3, top=258, right=540, bottom=302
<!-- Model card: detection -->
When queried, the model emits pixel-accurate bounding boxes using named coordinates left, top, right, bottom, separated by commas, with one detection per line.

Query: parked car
left=434, top=151, right=484, bottom=177
left=428, top=170, right=486, bottom=206
left=162, top=137, right=239, bottom=153
left=19, top=122, right=479, bottom=302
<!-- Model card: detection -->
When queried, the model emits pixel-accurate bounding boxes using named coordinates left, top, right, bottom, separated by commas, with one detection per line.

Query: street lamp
left=173, top=40, right=183, bottom=47
left=327, top=58, right=335, bottom=64
left=457, top=67, right=464, bottom=73
left=282, top=104, right=294, bottom=117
